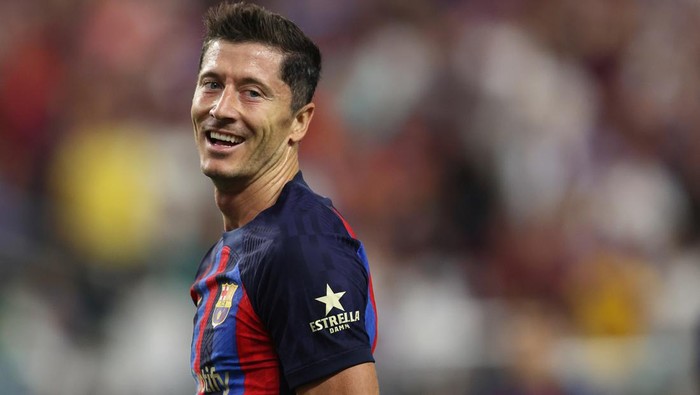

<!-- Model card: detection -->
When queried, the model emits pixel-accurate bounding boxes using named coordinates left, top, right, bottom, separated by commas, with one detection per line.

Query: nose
left=209, top=87, right=240, bottom=120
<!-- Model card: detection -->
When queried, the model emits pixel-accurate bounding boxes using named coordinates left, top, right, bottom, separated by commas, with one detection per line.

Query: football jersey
left=190, top=172, right=378, bottom=394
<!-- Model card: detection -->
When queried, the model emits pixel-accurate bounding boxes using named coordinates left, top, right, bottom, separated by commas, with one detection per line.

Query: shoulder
left=268, top=178, right=363, bottom=269
left=238, top=173, right=369, bottom=290
left=271, top=174, right=357, bottom=243
left=193, top=239, right=223, bottom=281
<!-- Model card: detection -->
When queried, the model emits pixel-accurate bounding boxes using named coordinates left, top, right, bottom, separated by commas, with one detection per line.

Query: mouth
left=205, top=130, right=244, bottom=147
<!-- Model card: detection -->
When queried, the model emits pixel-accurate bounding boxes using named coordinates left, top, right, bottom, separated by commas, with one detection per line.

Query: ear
left=289, top=102, right=315, bottom=144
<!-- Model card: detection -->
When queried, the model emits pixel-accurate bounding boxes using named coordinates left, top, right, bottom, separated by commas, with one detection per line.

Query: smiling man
left=188, top=2, right=378, bottom=394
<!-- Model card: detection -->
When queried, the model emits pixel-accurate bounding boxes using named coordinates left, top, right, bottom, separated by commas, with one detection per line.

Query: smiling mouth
left=206, top=131, right=244, bottom=147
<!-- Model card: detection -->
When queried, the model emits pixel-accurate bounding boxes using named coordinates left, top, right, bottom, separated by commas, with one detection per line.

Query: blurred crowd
left=2, top=0, right=700, bottom=394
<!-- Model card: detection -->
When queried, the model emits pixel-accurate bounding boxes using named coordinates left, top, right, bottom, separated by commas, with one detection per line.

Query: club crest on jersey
left=212, top=282, right=237, bottom=328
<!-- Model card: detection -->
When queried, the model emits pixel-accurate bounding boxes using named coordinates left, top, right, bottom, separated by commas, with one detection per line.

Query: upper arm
left=242, top=233, right=377, bottom=389
left=296, top=362, right=379, bottom=395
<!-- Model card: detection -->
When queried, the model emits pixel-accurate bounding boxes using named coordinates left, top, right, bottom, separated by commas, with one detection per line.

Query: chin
left=201, top=163, right=248, bottom=182
left=202, top=166, right=233, bottom=179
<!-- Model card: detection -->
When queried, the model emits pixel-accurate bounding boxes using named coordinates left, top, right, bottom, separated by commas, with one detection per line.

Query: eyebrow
left=198, top=71, right=275, bottom=95
left=198, top=70, right=220, bottom=82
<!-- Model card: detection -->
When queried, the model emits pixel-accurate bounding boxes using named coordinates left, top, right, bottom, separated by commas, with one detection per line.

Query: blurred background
left=1, top=0, right=700, bottom=394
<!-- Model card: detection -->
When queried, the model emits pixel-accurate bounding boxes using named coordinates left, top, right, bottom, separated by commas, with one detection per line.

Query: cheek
left=191, top=97, right=200, bottom=121
left=191, top=92, right=211, bottom=119
left=266, top=109, right=294, bottom=136
left=259, top=119, right=287, bottom=146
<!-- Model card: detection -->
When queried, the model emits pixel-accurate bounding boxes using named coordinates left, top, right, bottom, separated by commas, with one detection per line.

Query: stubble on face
left=191, top=41, right=296, bottom=190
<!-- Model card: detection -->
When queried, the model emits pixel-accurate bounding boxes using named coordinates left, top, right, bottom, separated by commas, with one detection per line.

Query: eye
left=202, top=80, right=222, bottom=90
left=243, top=89, right=262, bottom=99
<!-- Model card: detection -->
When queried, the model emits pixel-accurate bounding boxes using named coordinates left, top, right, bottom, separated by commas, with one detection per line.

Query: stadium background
left=1, top=0, right=700, bottom=394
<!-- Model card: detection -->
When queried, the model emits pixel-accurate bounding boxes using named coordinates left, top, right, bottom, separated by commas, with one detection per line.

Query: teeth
left=210, top=131, right=243, bottom=144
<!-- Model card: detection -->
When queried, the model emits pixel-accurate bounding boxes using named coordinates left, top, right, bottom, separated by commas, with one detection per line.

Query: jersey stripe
left=198, top=242, right=223, bottom=281
left=331, top=207, right=357, bottom=238
left=191, top=246, right=225, bottom=375
left=190, top=242, right=223, bottom=306
left=367, top=273, right=378, bottom=351
left=193, top=246, right=231, bottom=387
left=331, top=208, right=378, bottom=352
left=213, top=263, right=246, bottom=395
left=358, top=244, right=378, bottom=352
left=236, top=285, right=280, bottom=394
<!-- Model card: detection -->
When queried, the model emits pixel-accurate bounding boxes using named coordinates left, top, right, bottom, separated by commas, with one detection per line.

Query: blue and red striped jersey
left=190, top=172, right=378, bottom=394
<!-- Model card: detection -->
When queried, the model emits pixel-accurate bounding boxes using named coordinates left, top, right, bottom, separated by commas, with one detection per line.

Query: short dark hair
left=199, top=2, right=322, bottom=112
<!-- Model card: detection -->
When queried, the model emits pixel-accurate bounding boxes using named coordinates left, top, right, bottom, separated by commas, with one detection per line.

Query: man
left=188, top=2, right=379, bottom=394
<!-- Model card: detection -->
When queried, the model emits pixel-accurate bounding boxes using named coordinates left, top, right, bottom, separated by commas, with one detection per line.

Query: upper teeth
left=210, top=131, right=243, bottom=144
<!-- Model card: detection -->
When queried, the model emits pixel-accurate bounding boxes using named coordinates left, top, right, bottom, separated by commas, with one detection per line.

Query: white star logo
left=315, top=284, right=346, bottom=316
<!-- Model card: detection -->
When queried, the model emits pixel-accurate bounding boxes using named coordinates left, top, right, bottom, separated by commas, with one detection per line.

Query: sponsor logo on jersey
left=310, top=284, right=361, bottom=334
left=212, top=282, right=237, bottom=328
left=196, top=366, right=229, bottom=393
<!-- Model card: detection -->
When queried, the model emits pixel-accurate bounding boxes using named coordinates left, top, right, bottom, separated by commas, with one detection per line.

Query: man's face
left=192, top=40, right=296, bottom=183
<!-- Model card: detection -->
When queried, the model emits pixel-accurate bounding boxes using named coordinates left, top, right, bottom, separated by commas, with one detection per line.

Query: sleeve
left=243, top=233, right=375, bottom=389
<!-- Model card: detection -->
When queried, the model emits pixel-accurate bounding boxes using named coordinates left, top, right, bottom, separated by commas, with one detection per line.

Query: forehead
left=200, top=40, right=285, bottom=82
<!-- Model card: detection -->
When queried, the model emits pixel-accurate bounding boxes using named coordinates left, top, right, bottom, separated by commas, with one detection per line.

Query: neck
left=214, top=159, right=299, bottom=232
